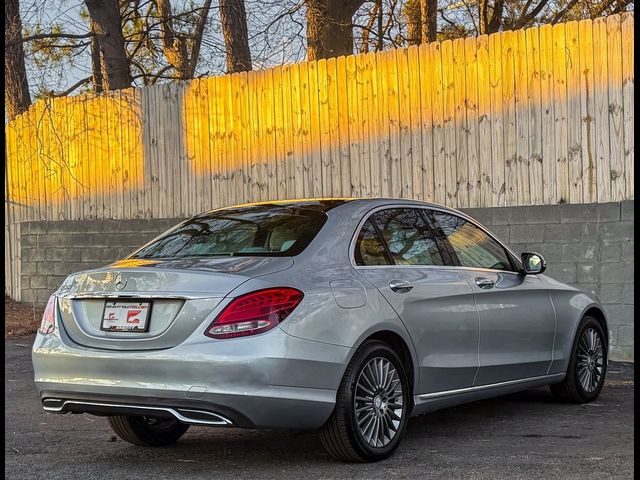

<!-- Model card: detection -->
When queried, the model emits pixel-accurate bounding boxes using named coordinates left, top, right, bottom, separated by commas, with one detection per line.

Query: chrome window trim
left=349, top=203, right=523, bottom=273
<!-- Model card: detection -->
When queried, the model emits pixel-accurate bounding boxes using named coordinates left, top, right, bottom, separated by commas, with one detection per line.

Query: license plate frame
left=100, top=300, right=152, bottom=333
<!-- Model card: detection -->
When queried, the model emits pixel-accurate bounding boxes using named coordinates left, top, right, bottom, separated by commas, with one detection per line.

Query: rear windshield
left=131, top=205, right=328, bottom=259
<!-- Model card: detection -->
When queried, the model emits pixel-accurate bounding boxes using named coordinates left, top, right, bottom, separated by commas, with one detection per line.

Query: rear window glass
left=132, top=206, right=327, bottom=258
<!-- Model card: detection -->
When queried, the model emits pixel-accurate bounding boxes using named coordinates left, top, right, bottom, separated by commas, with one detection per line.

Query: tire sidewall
left=343, top=342, right=410, bottom=461
left=570, top=316, right=608, bottom=402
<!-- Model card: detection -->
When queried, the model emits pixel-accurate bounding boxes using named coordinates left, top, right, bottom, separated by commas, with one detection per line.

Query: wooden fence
left=4, top=14, right=635, bottom=297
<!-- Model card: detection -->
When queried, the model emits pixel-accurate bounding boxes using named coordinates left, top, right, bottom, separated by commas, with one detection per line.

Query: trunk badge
left=114, top=273, right=127, bottom=290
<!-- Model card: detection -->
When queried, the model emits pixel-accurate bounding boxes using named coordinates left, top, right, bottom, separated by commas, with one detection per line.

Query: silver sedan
left=32, top=198, right=608, bottom=462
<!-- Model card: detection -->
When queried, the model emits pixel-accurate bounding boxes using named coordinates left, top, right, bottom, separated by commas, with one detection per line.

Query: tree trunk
left=5, top=0, right=31, bottom=121
left=219, top=0, right=252, bottom=73
left=479, top=0, right=504, bottom=35
left=89, top=20, right=104, bottom=93
left=306, top=0, right=365, bottom=61
left=156, top=0, right=191, bottom=79
left=404, top=0, right=422, bottom=45
left=420, top=0, right=437, bottom=43
left=85, top=0, right=131, bottom=90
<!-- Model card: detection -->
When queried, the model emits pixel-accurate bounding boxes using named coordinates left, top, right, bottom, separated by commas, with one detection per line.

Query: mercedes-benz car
left=32, top=198, right=608, bottom=462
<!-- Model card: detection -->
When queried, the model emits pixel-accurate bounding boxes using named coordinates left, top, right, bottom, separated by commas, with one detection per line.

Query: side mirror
left=521, top=252, right=546, bottom=275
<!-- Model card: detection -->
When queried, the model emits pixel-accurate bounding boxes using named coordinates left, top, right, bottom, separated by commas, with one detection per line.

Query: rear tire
left=550, top=315, right=607, bottom=403
left=108, top=416, right=189, bottom=446
left=320, top=340, right=410, bottom=462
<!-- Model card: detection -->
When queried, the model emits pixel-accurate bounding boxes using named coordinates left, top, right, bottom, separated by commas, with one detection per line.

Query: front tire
left=550, top=315, right=607, bottom=403
left=108, top=416, right=190, bottom=446
left=320, top=340, right=410, bottom=462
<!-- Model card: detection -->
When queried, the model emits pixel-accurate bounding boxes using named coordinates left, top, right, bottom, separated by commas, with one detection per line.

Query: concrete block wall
left=463, top=201, right=634, bottom=362
left=17, top=202, right=633, bottom=361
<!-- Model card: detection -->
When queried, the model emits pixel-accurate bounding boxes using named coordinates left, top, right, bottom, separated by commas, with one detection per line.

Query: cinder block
left=47, top=276, right=66, bottom=290
left=546, top=263, right=577, bottom=283
left=45, top=249, right=65, bottom=262
left=601, top=221, right=634, bottom=241
left=462, top=208, right=493, bottom=226
left=622, top=240, right=634, bottom=259
left=487, top=225, right=509, bottom=242
left=604, top=305, right=635, bottom=326
left=600, top=262, right=634, bottom=284
left=21, top=247, right=45, bottom=262
left=560, top=203, right=597, bottom=223
left=523, top=205, right=561, bottom=224
left=600, top=284, right=624, bottom=304
left=622, top=284, right=634, bottom=304
left=577, top=263, right=599, bottom=283
left=562, top=243, right=598, bottom=262
left=36, top=289, right=54, bottom=304
left=36, top=262, right=55, bottom=276
left=621, top=200, right=634, bottom=221
left=30, top=276, right=48, bottom=289
left=28, top=222, right=50, bottom=234
left=490, top=206, right=526, bottom=225
left=80, top=248, right=101, bottom=263
left=37, top=234, right=69, bottom=248
left=598, top=202, right=621, bottom=222
left=617, top=325, right=635, bottom=346
left=21, top=262, right=37, bottom=275
left=20, top=235, right=37, bottom=248
left=20, top=289, right=35, bottom=303
left=600, top=242, right=623, bottom=263
left=580, top=222, right=600, bottom=241
left=544, top=224, right=582, bottom=243
left=510, top=225, right=544, bottom=244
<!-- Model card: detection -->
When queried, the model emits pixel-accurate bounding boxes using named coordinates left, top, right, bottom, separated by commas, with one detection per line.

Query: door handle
left=389, top=280, right=414, bottom=293
left=475, top=277, right=495, bottom=289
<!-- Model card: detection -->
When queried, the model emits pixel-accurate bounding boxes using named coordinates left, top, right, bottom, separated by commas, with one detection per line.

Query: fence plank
left=418, top=43, right=434, bottom=203
left=621, top=13, right=634, bottom=197
left=502, top=30, right=518, bottom=206
left=397, top=47, right=413, bottom=198
left=593, top=17, right=612, bottom=202
left=514, top=28, right=531, bottom=206
left=539, top=24, right=556, bottom=204
left=552, top=23, right=570, bottom=204
left=464, top=37, right=480, bottom=208
left=565, top=21, right=583, bottom=204
left=476, top=35, right=492, bottom=207
left=430, top=42, right=445, bottom=205
left=453, top=38, right=468, bottom=208
left=607, top=15, right=625, bottom=200
left=578, top=19, right=597, bottom=203
left=489, top=32, right=505, bottom=205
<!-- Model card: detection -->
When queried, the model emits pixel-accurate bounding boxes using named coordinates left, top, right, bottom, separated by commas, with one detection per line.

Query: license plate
left=101, top=301, right=151, bottom=332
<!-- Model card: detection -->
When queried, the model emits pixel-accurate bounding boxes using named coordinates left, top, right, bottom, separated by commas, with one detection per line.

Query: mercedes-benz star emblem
left=114, top=273, right=127, bottom=290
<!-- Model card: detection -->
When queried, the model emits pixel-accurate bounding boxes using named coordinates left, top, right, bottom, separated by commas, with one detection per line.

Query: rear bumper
left=32, top=327, right=353, bottom=430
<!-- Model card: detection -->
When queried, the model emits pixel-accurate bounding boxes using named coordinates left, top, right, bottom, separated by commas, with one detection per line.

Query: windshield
left=131, top=205, right=328, bottom=259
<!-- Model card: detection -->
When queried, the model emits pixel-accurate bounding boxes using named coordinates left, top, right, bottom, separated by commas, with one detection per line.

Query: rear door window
left=365, top=208, right=446, bottom=266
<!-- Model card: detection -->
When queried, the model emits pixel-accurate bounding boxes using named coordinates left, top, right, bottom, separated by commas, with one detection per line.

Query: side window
left=371, top=209, right=444, bottom=266
left=431, top=212, right=513, bottom=271
left=354, top=220, right=391, bottom=266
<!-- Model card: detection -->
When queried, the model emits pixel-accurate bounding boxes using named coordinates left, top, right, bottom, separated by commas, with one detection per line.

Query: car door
left=428, top=210, right=556, bottom=385
left=353, top=207, right=479, bottom=394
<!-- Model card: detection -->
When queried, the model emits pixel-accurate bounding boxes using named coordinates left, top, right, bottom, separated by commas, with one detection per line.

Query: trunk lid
left=56, top=257, right=293, bottom=351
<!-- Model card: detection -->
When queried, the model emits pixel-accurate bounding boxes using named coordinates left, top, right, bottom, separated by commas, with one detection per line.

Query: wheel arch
left=582, top=305, right=609, bottom=349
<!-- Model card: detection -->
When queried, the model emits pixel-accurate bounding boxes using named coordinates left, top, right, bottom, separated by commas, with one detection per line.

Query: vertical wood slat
left=578, top=19, right=597, bottom=203
left=592, top=17, right=612, bottom=202
left=514, top=28, right=531, bottom=206
left=418, top=43, right=435, bottom=203
left=621, top=12, right=634, bottom=197
left=335, top=56, right=351, bottom=197
left=453, top=38, right=468, bottom=209
left=441, top=40, right=457, bottom=207
left=565, top=21, right=583, bottom=204
left=464, top=37, right=480, bottom=208
left=430, top=42, right=446, bottom=205
left=502, top=31, right=518, bottom=206
left=552, top=23, right=569, bottom=204
left=476, top=35, right=492, bottom=207
left=606, top=15, right=625, bottom=201
left=539, top=24, right=556, bottom=204
left=407, top=45, right=423, bottom=201
left=397, top=48, right=413, bottom=199
left=488, top=32, right=505, bottom=205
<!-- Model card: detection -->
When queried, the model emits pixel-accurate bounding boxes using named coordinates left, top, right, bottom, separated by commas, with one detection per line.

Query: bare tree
left=5, top=0, right=32, bottom=120
left=421, top=0, right=437, bottom=42
left=403, top=0, right=421, bottom=44
left=306, top=0, right=366, bottom=60
left=220, top=0, right=252, bottom=72
left=85, top=0, right=131, bottom=90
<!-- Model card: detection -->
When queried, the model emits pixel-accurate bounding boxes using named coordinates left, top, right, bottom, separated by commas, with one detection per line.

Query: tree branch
left=6, top=31, right=94, bottom=47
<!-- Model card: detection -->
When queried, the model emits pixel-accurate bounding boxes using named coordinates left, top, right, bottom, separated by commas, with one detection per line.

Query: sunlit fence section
left=4, top=14, right=635, bottom=298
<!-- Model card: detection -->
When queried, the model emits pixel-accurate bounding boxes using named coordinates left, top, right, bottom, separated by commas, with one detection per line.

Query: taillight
left=38, top=296, right=57, bottom=335
left=205, top=287, right=304, bottom=339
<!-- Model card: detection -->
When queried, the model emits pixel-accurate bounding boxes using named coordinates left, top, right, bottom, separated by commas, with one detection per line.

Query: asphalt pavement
left=5, top=337, right=634, bottom=479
